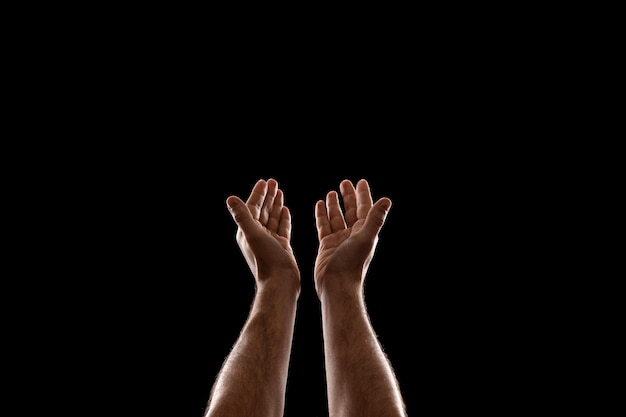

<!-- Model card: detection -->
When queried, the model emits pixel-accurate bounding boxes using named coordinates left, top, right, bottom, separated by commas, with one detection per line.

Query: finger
left=315, top=200, right=332, bottom=241
left=245, top=179, right=268, bottom=220
left=355, top=179, right=374, bottom=220
left=361, top=197, right=392, bottom=238
left=266, top=188, right=284, bottom=234
left=226, top=195, right=259, bottom=235
left=326, top=190, right=346, bottom=232
left=277, top=206, right=292, bottom=240
left=259, top=178, right=278, bottom=225
left=340, top=179, right=358, bottom=227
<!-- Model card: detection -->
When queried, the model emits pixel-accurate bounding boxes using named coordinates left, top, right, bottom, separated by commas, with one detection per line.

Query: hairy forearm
left=205, top=280, right=299, bottom=417
left=320, top=282, right=407, bottom=417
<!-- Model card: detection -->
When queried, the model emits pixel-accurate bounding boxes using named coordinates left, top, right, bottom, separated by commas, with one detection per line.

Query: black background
left=64, top=146, right=544, bottom=417
left=29, top=15, right=565, bottom=414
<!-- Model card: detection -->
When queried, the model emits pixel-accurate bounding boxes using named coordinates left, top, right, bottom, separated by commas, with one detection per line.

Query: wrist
left=316, top=273, right=363, bottom=303
left=257, top=271, right=301, bottom=299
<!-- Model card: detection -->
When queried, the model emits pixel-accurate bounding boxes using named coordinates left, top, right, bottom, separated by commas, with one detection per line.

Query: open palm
left=314, top=179, right=391, bottom=298
left=227, top=178, right=299, bottom=283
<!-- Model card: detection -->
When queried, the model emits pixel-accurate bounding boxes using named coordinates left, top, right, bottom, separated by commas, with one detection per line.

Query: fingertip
left=267, top=177, right=278, bottom=188
left=339, top=179, right=352, bottom=194
left=380, top=197, right=392, bottom=211
left=226, top=196, right=240, bottom=210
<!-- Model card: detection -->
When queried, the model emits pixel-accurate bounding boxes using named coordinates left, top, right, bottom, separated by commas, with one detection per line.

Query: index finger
left=315, top=200, right=332, bottom=241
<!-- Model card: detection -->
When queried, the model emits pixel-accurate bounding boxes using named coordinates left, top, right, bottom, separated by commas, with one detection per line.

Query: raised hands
left=226, top=178, right=300, bottom=290
left=314, top=179, right=392, bottom=299
left=207, top=178, right=405, bottom=417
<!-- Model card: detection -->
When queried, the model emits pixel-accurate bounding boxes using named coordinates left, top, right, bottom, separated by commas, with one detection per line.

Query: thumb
left=362, top=197, right=392, bottom=238
left=226, top=196, right=258, bottom=233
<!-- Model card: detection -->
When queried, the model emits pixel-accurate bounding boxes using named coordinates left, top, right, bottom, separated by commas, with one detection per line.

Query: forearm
left=320, top=282, right=407, bottom=417
left=205, top=280, right=299, bottom=417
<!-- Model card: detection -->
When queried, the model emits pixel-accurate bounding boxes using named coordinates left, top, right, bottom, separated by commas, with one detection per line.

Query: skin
left=314, top=179, right=407, bottom=417
left=204, top=178, right=300, bottom=417
left=204, top=178, right=407, bottom=417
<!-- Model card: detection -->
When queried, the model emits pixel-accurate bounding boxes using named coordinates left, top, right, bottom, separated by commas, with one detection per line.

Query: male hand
left=314, top=179, right=391, bottom=299
left=226, top=178, right=300, bottom=287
